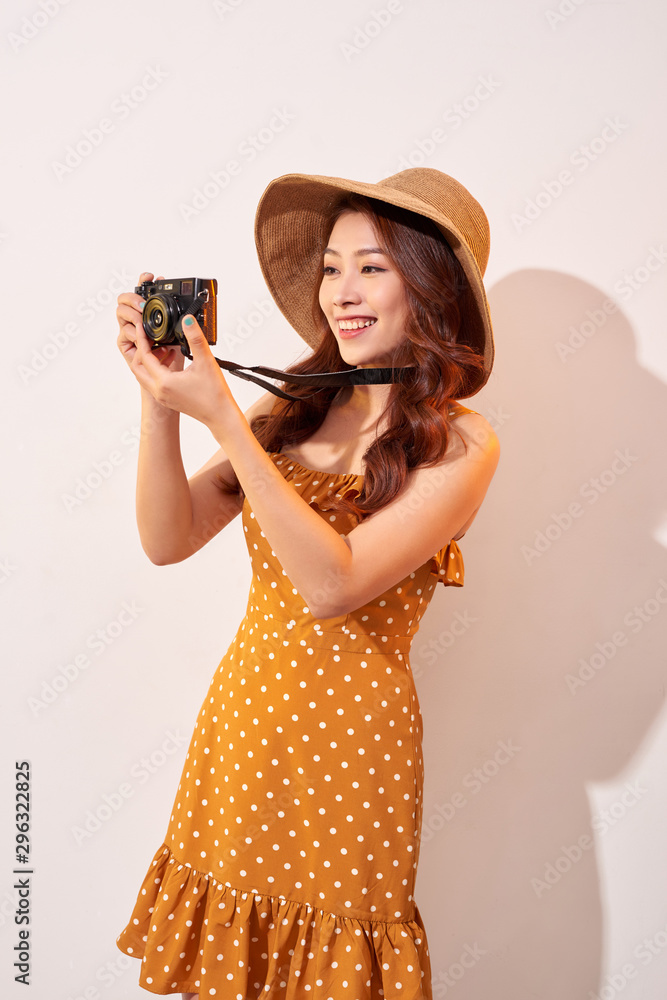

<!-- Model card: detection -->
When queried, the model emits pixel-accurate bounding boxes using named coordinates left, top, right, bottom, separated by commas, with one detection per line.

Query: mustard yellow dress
left=117, top=405, right=470, bottom=999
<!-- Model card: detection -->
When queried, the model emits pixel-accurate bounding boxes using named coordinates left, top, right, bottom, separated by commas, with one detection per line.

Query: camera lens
left=143, top=294, right=179, bottom=344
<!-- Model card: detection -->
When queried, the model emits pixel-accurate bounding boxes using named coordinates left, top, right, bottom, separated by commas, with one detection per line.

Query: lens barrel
left=143, top=294, right=180, bottom=344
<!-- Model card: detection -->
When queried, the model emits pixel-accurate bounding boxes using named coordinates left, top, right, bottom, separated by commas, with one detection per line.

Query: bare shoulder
left=408, top=406, right=500, bottom=542
left=338, top=402, right=501, bottom=606
left=446, top=405, right=501, bottom=466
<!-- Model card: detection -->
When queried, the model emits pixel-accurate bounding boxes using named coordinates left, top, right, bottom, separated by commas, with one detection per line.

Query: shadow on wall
left=414, top=268, right=666, bottom=1000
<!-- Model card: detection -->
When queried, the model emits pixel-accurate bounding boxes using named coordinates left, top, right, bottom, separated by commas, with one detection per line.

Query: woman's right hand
left=116, top=271, right=185, bottom=384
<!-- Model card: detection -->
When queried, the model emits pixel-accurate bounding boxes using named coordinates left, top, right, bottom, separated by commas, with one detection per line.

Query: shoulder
left=394, top=404, right=499, bottom=543
left=445, top=404, right=501, bottom=467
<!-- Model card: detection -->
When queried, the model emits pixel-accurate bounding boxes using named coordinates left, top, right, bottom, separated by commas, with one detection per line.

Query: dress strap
left=447, top=401, right=477, bottom=417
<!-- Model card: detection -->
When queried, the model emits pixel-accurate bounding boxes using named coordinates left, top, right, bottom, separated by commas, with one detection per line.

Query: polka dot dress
left=116, top=411, right=468, bottom=1000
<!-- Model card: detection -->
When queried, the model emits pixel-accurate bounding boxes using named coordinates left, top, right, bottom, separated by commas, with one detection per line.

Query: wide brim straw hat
left=254, top=167, right=494, bottom=396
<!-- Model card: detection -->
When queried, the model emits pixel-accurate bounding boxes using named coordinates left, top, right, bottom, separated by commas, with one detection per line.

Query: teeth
left=338, top=319, right=376, bottom=330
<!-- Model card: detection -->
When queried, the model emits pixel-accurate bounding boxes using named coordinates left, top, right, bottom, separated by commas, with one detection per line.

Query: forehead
left=325, top=210, right=382, bottom=248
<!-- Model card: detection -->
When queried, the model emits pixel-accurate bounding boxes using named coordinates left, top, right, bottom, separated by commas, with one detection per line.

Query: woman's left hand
left=131, top=315, right=236, bottom=429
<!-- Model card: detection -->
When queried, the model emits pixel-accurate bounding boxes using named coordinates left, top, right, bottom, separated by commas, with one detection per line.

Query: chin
left=336, top=343, right=388, bottom=368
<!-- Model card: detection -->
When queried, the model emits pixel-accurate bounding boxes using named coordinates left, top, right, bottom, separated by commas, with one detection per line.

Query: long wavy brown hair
left=218, top=193, right=486, bottom=520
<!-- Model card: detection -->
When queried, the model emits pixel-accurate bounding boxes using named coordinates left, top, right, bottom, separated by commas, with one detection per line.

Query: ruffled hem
left=116, top=843, right=433, bottom=1000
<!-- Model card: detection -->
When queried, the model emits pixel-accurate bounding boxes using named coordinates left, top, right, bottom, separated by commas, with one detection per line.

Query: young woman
left=114, top=168, right=500, bottom=1000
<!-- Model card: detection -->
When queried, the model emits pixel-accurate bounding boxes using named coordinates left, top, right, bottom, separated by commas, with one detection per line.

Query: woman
left=114, top=168, right=500, bottom=1000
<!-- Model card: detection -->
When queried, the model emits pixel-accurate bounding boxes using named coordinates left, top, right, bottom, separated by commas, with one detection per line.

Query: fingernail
left=183, top=316, right=194, bottom=327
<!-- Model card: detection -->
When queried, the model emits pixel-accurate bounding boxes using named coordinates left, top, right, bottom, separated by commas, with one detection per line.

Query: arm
left=116, top=274, right=277, bottom=564
left=215, top=401, right=499, bottom=616
left=133, top=387, right=277, bottom=564
left=131, top=314, right=500, bottom=615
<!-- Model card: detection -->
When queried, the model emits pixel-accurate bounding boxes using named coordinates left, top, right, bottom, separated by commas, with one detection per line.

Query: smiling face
left=318, top=210, right=410, bottom=368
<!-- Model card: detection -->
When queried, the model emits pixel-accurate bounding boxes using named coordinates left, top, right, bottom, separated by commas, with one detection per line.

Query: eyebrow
left=322, top=246, right=387, bottom=257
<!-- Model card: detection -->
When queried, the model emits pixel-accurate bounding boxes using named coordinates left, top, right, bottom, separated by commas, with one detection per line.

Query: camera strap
left=173, top=293, right=415, bottom=401
left=182, top=350, right=416, bottom=401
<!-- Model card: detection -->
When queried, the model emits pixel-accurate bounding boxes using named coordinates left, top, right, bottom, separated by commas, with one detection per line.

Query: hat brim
left=254, top=171, right=494, bottom=396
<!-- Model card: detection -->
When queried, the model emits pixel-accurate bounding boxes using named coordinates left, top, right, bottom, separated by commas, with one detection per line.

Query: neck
left=335, top=381, right=393, bottom=418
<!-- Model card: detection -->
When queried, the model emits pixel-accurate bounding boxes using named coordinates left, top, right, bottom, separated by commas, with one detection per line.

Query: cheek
left=318, top=281, right=329, bottom=314
left=387, top=289, right=408, bottom=327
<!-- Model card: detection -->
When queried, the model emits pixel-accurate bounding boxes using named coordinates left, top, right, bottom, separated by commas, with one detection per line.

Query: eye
left=361, top=265, right=386, bottom=273
left=322, top=265, right=338, bottom=275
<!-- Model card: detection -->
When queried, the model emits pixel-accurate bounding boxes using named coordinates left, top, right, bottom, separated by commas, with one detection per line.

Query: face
left=318, top=211, right=409, bottom=368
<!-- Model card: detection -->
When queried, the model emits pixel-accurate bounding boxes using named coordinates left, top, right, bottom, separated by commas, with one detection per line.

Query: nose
left=332, top=267, right=362, bottom=307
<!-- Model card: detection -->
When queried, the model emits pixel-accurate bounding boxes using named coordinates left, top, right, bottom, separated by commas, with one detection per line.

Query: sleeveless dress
left=116, top=404, right=472, bottom=999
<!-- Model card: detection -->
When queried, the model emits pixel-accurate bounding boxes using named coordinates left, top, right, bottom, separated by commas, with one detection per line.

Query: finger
left=117, top=308, right=142, bottom=354
left=132, top=315, right=158, bottom=356
left=116, top=302, right=144, bottom=326
left=133, top=325, right=169, bottom=373
left=151, top=345, right=173, bottom=364
left=117, top=330, right=137, bottom=358
left=181, top=316, right=211, bottom=358
left=117, top=325, right=136, bottom=352
left=117, top=293, right=145, bottom=315
left=137, top=271, right=154, bottom=283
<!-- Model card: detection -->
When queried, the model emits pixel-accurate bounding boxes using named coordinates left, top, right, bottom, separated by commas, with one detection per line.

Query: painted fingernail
left=183, top=316, right=194, bottom=327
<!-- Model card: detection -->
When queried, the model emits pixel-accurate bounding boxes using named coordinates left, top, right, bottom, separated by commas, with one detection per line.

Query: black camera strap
left=165, top=292, right=416, bottom=401
left=182, top=350, right=416, bottom=401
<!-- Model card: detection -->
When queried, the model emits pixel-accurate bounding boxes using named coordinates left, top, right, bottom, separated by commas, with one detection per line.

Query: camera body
left=135, top=277, right=218, bottom=353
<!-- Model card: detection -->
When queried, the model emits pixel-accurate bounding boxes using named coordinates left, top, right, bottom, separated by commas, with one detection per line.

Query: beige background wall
left=2, top=0, right=666, bottom=997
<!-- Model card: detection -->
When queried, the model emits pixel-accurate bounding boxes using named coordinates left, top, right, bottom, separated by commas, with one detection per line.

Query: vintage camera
left=135, top=277, right=218, bottom=354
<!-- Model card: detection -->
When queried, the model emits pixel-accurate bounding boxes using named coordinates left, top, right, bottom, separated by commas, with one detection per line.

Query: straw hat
left=254, top=168, right=494, bottom=395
